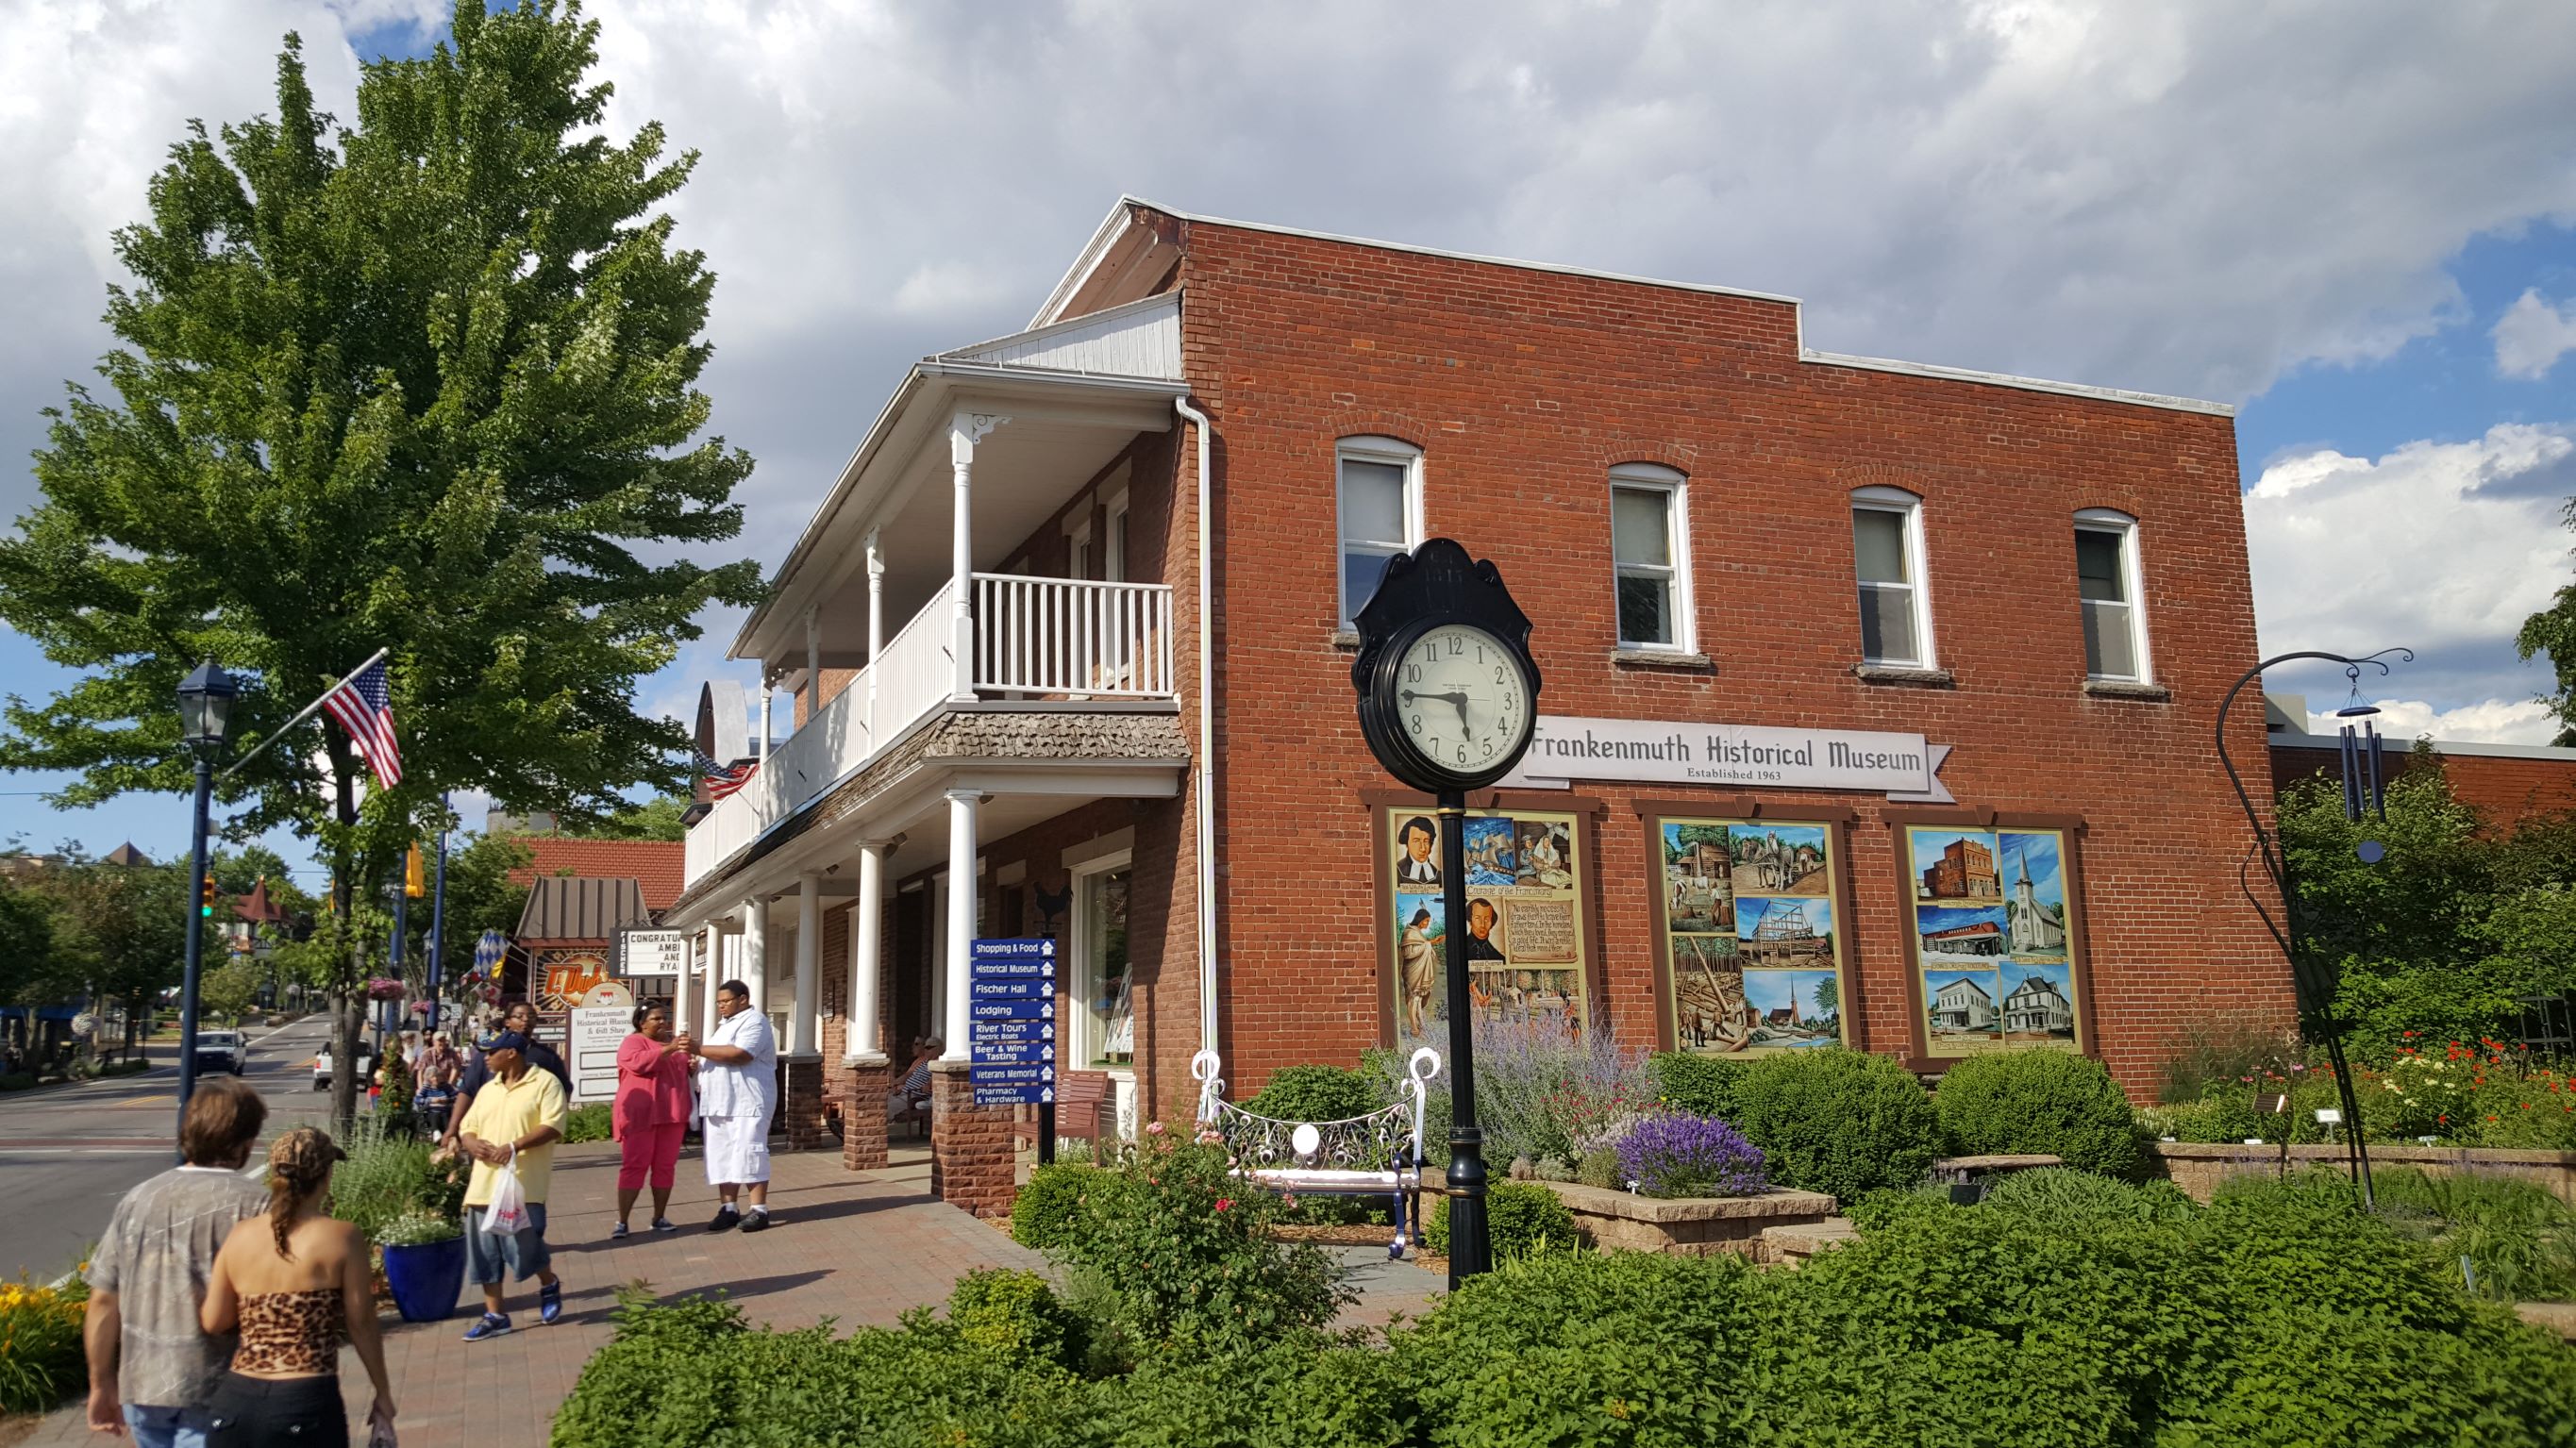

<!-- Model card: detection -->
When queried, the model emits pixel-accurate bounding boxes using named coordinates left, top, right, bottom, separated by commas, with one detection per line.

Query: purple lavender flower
left=1615, top=1112, right=1767, bottom=1199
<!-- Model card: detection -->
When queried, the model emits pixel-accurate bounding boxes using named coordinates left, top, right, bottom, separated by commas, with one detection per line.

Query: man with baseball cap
left=456, top=1027, right=568, bottom=1340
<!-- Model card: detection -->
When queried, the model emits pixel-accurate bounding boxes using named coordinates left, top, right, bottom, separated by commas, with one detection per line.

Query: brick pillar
left=783, top=1057, right=825, bottom=1151
left=841, top=1060, right=891, bottom=1171
left=929, top=1061, right=1014, bottom=1217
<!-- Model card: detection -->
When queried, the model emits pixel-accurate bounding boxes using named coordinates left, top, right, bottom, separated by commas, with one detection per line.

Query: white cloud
left=2495, top=288, right=2576, bottom=380
left=2303, top=696, right=2557, bottom=745
left=2246, top=423, right=2575, bottom=722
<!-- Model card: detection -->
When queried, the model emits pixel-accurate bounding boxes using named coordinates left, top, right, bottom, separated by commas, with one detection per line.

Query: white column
left=792, top=872, right=821, bottom=1057
left=845, top=842, right=885, bottom=1061
left=757, top=687, right=772, bottom=764
left=948, top=412, right=1007, bottom=703
left=864, top=528, right=884, bottom=753
left=699, top=924, right=722, bottom=1030
left=928, top=874, right=948, bottom=1045
left=941, top=789, right=978, bottom=1060
left=803, top=607, right=821, bottom=725
left=690, top=923, right=718, bottom=1036
left=740, top=896, right=767, bottom=1022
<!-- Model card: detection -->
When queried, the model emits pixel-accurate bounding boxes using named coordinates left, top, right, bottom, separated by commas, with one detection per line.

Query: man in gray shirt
left=85, top=1076, right=271, bottom=1447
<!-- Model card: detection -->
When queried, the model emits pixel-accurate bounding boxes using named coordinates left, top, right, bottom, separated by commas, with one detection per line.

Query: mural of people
left=1464, top=897, right=1507, bottom=961
left=1397, top=896, right=1443, bottom=1040
left=1396, top=815, right=1442, bottom=886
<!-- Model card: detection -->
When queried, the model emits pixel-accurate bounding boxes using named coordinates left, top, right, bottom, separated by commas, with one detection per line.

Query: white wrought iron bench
left=1191, top=1046, right=1440, bottom=1257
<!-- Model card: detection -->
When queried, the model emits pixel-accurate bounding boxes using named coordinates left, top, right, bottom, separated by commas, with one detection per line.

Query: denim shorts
left=464, top=1201, right=550, bottom=1283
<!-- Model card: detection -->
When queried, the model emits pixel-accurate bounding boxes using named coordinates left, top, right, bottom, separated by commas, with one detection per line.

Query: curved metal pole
left=2211, top=647, right=2410, bottom=1209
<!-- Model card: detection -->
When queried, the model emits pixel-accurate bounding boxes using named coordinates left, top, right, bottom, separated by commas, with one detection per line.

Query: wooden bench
left=1192, top=1047, right=1440, bottom=1257
left=1015, top=1067, right=1116, bottom=1152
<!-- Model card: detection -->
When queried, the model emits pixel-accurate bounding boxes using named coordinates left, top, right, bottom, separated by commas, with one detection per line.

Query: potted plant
left=376, top=1208, right=466, bottom=1323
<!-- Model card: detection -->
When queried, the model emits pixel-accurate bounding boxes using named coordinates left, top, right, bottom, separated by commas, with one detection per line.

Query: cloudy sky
left=5, top=0, right=2576, bottom=876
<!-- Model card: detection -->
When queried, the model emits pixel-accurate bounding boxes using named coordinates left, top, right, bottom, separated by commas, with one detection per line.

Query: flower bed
left=1532, top=1179, right=1840, bottom=1257
left=2151, top=1140, right=2576, bottom=1205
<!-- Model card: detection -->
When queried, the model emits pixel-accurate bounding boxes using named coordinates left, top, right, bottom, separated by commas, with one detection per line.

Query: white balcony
left=684, top=574, right=1176, bottom=886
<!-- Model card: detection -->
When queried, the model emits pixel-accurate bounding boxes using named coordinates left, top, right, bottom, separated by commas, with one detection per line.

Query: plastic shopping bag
left=484, top=1151, right=529, bottom=1237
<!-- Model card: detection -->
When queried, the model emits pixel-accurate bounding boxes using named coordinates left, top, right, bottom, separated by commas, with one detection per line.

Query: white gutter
left=1174, top=395, right=1219, bottom=1058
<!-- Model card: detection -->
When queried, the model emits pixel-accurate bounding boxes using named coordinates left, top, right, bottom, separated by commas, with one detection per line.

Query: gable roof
left=516, top=874, right=650, bottom=943
left=506, top=837, right=685, bottom=912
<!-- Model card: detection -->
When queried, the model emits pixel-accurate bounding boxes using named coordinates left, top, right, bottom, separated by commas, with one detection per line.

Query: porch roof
left=733, top=293, right=1188, bottom=668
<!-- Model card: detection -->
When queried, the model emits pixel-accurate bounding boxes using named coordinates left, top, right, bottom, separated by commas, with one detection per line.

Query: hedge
left=1727, top=1047, right=1939, bottom=1204
left=1934, top=1049, right=2148, bottom=1179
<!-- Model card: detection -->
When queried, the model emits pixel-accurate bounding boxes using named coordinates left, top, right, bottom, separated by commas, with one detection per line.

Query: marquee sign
left=1502, top=715, right=1954, bottom=802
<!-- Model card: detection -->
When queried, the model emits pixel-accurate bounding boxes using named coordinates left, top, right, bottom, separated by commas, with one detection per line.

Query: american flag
left=696, top=749, right=758, bottom=801
left=322, top=658, right=402, bottom=790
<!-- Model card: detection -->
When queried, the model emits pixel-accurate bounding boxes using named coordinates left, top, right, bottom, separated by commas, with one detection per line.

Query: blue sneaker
left=539, top=1280, right=562, bottom=1325
left=462, top=1312, right=511, bottom=1342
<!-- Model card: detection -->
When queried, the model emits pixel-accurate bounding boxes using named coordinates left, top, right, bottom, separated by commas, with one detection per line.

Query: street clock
left=1351, top=538, right=1543, bottom=793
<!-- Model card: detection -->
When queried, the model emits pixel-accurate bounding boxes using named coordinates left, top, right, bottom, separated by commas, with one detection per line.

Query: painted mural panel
left=1656, top=817, right=1848, bottom=1055
left=1904, top=824, right=2083, bottom=1057
left=1382, top=807, right=1589, bottom=1055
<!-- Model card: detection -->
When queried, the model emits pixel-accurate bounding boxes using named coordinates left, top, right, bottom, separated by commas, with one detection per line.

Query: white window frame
left=1068, top=848, right=1136, bottom=1073
left=1064, top=511, right=1094, bottom=582
left=1103, top=488, right=1130, bottom=584
left=1335, top=436, right=1425, bottom=628
left=2074, top=508, right=2151, bottom=683
left=1851, top=485, right=1936, bottom=670
left=1608, top=463, right=1694, bottom=653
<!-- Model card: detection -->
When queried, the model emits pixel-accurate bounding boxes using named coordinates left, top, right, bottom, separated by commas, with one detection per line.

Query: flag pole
left=219, top=647, right=391, bottom=784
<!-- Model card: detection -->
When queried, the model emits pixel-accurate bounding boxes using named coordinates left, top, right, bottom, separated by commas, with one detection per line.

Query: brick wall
left=2272, top=742, right=2576, bottom=832
left=1162, top=210, right=2290, bottom=1100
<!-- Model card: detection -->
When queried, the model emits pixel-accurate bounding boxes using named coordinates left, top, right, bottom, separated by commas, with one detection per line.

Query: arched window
left=1610, top=463, right=1694, bottom=652
left=2074, top=508, right=2150, bottom=681
left=1851, top=486, right=1934, bottom=668
left=1335, top=436, right=1424, bottom=627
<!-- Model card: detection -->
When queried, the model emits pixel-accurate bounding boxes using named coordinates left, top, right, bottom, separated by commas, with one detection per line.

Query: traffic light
left=199, top=874, right=218, bottom=918
left=405, top=844, right=427, bottom=898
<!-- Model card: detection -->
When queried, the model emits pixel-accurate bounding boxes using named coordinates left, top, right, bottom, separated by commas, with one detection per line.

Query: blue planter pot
left=381, top=1235, right=467, bottom=1323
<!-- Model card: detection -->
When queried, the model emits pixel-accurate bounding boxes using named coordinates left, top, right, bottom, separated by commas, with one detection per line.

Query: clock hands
left=1399, top=689, right=1475, bottom=739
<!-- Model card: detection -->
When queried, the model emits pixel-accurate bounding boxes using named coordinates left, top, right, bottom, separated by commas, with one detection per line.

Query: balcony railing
left=683, top=574, right=1177, bottom=886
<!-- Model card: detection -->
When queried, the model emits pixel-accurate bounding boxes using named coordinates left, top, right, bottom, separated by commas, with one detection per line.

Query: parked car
left=313, top=1040, right=374, bottom=1090
left=192, top=1029, right=247, bottom=1076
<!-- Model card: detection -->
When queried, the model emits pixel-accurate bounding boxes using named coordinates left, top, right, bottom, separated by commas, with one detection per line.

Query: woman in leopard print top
left=198, top=1127, right=395, bottom=1446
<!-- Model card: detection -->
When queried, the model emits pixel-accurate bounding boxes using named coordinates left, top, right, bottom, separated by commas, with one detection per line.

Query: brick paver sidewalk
left=20, top=1140, right=1444, bottom=1447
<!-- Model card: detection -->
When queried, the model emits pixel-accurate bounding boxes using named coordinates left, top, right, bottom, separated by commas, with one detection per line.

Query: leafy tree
left=200, top=956, right=261, bottom=1022
left=2518, top=558, right=2576, bottom=745
left=0, top=2, right=758, bottom=1121
left=0, top=878, right=62, bottom=1010
left=574, top=793, right=690, bottom=841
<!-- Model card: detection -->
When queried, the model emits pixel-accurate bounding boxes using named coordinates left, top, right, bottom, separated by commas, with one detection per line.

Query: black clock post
left=1350, top=539, right=1542, bottom=1287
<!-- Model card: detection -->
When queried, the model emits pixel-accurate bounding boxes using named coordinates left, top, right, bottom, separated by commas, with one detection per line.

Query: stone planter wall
left=1534, top=1181, right=1839, bottom=1257
left=2150, top=1141, right=2576, bottom=1205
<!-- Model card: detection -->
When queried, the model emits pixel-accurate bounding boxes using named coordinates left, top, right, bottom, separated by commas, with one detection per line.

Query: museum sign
left=1504, top=714, right=1954, bottom=802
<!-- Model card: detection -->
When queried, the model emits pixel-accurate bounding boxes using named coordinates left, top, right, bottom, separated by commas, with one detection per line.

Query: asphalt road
left=0, top=1014, right=344, bottom=1279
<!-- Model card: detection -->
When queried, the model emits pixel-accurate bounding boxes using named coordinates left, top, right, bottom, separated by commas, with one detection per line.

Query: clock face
left=1391, top=623, right=1534, bottom=780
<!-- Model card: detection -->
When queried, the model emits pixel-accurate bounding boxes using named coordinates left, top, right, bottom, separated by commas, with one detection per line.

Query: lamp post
left=175, top=659, right=238, bottom=1159
left=2214, top=647, right=2411, bottom=1209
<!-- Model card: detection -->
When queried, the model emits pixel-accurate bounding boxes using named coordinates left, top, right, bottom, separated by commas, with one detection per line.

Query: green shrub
left=945, top=1268, right=1085, bottom=1371
left=1977, top=1167, right=2198, bottom=1234
left=1056, top=1128, right=1350, bottom=1354
left=379, top=1051, right=414, bottom=1117
left=1648, top=1050, right=1749, bottom=1121
left=1242, top=1062, right=1381, bottom=1123
left=2155, top=1016, right=2301, bottom=1104
left=1423, top=1180, right=1579, bottom=1259
left=327, top=1117, right=441, bottom=1241
left=0, top=1073, right=36, bottom=1092
left=1935, top=1050, right=2148, bottom=1179
left=563, top=1101, right=614, bottom=1143
left=1010, top=1162, right=1103, bottom=1251
left=1728, top=1047, right=1938, bottom=1205
left=1575, top=1148, right=1620, bottom=1189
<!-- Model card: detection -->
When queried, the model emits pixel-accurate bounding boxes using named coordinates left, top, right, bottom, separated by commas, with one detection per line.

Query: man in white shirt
left=683, top=978, right=778, bottom=1232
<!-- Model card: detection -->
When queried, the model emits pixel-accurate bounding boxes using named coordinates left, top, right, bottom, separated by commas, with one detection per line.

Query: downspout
left=1174, top=396, right=1219, bottom=1060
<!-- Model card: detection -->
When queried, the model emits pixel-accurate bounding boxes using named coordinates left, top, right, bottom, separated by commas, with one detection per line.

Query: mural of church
left=2005, top=854, right=2067, bottom=953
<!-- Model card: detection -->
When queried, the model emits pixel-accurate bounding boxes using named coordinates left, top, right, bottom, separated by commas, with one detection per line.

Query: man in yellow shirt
left=457, top=1027, right=568, bottom=1340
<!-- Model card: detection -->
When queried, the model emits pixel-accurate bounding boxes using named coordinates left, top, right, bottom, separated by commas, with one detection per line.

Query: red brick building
left=661, top=198, right=2288, bottom=1212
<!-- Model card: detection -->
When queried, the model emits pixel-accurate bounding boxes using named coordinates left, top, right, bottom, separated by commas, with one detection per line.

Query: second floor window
left=2075, top=511, right=2148, bottom=680
left=1611, top=464, right=1692, bottom=651
left=1337, top=439, right=1422, bottom=627
left=1852, top=488, right=1933, bottom=668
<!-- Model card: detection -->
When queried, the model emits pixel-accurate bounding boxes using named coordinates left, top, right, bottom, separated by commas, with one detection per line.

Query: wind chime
left=2333, top=664, right=2390, bottom=862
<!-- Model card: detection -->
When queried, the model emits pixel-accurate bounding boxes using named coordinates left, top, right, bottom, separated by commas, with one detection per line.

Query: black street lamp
left=176, top=658, right=237, bottom=1158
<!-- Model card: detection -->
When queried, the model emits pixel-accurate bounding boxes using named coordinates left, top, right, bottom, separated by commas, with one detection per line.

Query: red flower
left=1213, top=1198, right=1233, bottom=1212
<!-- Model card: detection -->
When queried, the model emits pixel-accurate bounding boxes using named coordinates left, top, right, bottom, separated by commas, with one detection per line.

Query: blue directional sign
left=969, top=937, right=1059, bottom=1107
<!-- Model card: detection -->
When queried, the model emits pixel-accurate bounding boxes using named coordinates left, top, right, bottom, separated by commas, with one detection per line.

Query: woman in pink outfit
left=611, top=1004, right=694, bottom=1238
